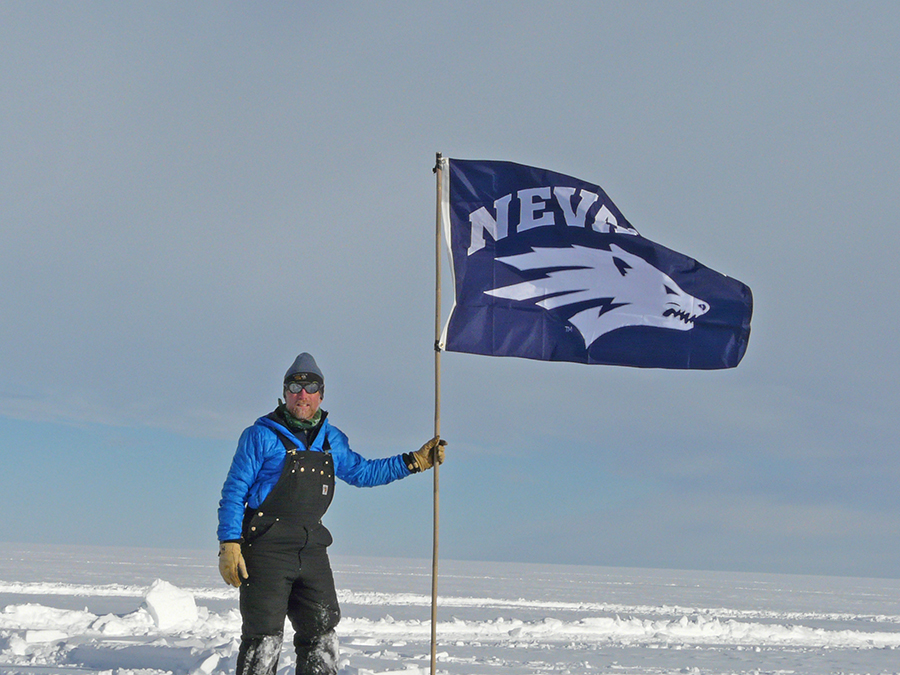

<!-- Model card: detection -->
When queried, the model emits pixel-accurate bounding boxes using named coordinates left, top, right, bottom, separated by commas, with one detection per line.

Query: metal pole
left=430, top=152, right=443, bottom=675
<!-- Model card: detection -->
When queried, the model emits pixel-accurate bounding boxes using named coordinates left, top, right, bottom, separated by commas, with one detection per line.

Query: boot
left=294, top=630, right=338, bottom=675
left=236, top=634, right=283, bottom=675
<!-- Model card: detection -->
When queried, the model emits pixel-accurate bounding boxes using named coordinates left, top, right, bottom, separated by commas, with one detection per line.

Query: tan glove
left=410, top=436, right=447, bottom=472
left=218, top=542, right=248, bottom=587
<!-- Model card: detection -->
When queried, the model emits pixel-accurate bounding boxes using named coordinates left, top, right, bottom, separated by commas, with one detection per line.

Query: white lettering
left=467, top=194, right=512, bottom=255
left=466, top=187, right=637, bottom=256
left=554, top=187, right=600, bottom=227
left=516, top=188, right=554, bottom=232
left=591, top=205, right=618, bottom=233
left=590, top=205, right=638, bottom=235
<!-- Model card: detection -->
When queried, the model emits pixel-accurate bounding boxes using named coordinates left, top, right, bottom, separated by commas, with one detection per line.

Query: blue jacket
left=217, top=412, right=411, bottom=542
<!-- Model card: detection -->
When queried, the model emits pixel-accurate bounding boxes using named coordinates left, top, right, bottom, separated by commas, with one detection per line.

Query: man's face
left=284, top=384, right=322, bottom=421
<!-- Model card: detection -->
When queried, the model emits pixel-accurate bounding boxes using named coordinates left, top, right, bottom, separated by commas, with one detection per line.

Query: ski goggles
left=286, top=381, right=322, bottom=395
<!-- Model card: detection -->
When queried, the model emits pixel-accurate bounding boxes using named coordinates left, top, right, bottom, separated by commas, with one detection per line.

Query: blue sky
left=2, top=2, right=898, bottom=578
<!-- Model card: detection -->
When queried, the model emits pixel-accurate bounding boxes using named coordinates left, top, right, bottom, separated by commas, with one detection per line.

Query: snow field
left=1, top=545, right=900, bottom=674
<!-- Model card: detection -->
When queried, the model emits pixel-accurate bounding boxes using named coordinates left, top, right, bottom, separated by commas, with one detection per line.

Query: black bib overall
left=237, top=426, right=341, bottom=675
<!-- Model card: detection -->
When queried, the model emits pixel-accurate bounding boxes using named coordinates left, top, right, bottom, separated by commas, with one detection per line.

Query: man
left=217, top=353, right=445, bottom=675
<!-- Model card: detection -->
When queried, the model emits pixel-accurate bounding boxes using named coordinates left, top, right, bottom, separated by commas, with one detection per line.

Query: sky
left=2, top=2, right=898, bottom=579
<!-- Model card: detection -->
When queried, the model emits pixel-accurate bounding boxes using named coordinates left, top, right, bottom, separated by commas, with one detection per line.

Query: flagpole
left=430, top=152, right=443, bottom=675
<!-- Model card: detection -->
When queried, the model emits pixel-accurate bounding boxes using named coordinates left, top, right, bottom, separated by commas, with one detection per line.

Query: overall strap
left=312, top=430, right=332, bottom=454
left=269, top=427, right=299, bottom=452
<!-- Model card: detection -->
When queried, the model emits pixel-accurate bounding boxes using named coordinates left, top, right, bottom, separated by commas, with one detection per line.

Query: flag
left=438, top=158, right=752, bottom=369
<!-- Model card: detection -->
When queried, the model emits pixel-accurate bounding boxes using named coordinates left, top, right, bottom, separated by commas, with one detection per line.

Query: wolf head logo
left=485, top=244, right=710, bottom=348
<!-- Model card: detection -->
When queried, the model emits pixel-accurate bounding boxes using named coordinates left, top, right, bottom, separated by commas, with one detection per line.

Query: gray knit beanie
left=284, top=352, right=324, bottom=385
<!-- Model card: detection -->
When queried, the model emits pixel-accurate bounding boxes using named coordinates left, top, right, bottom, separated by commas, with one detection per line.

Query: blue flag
left=438, top=158, right=752, bottom=369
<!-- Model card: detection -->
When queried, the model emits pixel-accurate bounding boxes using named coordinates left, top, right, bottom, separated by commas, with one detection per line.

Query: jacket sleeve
left=328, top=427, right=412, bottom=488
left=217, top=426, right=268, bottom=542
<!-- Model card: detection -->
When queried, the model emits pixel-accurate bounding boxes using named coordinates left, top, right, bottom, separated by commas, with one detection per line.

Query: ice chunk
left=25, top=629, right=68, bottom=643
left=191, top=652, right=220, bottom=675
left=143, top=579, right=198, bottom=631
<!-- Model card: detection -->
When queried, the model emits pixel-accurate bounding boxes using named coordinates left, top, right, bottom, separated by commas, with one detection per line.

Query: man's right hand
left=218, top=542, right=248, bottom=587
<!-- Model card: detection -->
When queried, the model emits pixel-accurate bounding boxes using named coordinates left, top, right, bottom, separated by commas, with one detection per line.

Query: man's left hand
left=409, top=436, right=447, bottom=472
